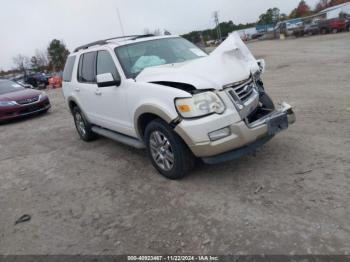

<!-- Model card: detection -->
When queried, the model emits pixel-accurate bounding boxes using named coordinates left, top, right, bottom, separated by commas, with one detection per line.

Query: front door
left=91, top=50, right=131, bottom=134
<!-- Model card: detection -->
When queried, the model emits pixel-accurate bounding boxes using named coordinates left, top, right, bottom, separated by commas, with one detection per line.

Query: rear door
left=76, top=51, right=101, bottom=123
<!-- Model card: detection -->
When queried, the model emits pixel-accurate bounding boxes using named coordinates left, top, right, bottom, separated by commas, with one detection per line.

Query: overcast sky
left=0, top=0, right=319, bottom=70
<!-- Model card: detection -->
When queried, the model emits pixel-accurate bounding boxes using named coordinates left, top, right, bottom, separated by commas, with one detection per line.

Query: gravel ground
left=0, top=33, right=349, bottom=255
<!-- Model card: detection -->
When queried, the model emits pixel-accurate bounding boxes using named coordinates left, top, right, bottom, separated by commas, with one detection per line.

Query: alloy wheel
left=149, top=131, right=174, bottom=171
left=75, top=112, right=86, bottom=136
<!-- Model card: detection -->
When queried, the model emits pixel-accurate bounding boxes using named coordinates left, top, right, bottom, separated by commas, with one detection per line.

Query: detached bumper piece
left=202, top=135, right=273, bottom=164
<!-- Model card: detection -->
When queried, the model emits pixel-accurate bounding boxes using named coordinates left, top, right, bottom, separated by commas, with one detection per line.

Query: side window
left=63, top=56, right=76, bottom=82
left=78, top=52, right=96, bottom=83
left=96, top=50, right=120, bottom=81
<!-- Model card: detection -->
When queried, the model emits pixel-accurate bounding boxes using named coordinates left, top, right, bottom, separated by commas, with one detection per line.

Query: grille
left=226, top=78, right=255, bottom=103
left=16, top=96, right=40, bottom=105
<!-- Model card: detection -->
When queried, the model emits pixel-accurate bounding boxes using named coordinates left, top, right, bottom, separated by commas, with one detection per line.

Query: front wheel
left=72, top=107, right=98, bottom=142
left=144, top=119, right=195, bottom=179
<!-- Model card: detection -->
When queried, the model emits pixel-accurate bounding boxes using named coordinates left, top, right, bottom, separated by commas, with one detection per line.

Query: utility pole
left=213, top=11, right=222, bottom=41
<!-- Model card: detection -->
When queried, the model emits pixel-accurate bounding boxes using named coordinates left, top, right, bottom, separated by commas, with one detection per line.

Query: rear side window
left=78, top=52, right=96, bottom=83
left=63, top=56, right=76, bottom=82
left=96, top=50, right=120, bottom=81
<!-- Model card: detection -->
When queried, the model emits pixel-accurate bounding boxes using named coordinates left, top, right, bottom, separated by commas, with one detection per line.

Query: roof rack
left=73, top=34, right=155, bottom=53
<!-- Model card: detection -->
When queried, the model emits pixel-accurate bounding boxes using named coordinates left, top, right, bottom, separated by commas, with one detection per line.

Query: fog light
left=208, top=127, right=231, bottom=141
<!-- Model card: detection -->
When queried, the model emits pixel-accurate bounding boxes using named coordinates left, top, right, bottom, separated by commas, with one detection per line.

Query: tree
left=13, top=54, right=29, bottom=74
left=329, top=0, right=350, bottom=7
left=47, top=39, right=70, bottom=72
left=315, top=0, right=329, bottom=12
left=30, top=49, right=49, bottom=72
left=258, top=8, right=281, bottom=25
left=182, top=20, right=256, bottom=44
left=289, top=1, right=312, bottom=18
left=280, top=13, right=288, bottom=21
left=35, top=49, right=49, bottom=69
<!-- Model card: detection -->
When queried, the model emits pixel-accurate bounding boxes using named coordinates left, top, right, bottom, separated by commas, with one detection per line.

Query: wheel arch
left=134, top=105, right=176, bottom=140
left=67, top=97, right=91, bottom=122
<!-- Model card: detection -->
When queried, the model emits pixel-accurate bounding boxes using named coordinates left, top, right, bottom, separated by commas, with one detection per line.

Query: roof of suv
left=73, top=34, right=179, bottom=53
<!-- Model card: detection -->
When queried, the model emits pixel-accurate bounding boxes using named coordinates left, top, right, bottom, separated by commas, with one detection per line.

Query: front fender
left=134, top=104, right=177, bottom=139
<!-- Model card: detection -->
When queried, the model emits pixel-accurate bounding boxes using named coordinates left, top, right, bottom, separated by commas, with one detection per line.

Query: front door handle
left=95, top=89, right=102, bottom=96
left=75, top=87, right=80, bottom=92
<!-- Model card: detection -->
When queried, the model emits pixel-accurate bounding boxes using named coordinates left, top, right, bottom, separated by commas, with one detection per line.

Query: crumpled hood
left=136, top=32, right=260, bottom=90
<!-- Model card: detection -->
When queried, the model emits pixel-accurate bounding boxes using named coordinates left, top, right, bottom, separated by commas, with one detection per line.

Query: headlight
left=39, top=92, right=47, bottom=100
left=175, top=92, right=226, bottom=118
left=0, top=101, right=17, bottom=107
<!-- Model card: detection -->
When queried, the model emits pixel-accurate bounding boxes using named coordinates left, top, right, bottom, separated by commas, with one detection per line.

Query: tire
left=144, top=119, right=195, bottom=179
left=72, top=106, right=98, bottom=142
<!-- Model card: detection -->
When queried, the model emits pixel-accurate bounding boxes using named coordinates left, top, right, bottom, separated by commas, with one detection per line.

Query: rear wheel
left=144, top=119, right=195, bottom=179
left=72, top=107, right=98, bottom=142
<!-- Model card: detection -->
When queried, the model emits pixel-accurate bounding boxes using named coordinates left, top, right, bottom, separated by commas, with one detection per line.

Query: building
left=318, top=2, right=350, bottom=19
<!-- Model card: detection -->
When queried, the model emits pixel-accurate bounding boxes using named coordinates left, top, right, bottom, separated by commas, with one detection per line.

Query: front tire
left=144, top=119, right=195, bottom=179
left=72, top=107, right=98, bottom=142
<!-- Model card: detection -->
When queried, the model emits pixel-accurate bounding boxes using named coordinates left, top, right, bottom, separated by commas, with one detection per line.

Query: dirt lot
left=1, top=33, right=350, bottom=255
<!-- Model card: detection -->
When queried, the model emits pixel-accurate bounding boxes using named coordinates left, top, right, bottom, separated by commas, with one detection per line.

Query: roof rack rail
left=130, top=34, right=155, bottom=40
left=73, top=34, right=156, bottom=53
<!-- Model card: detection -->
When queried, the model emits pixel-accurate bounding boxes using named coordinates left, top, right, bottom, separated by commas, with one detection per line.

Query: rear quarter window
left=63, top=56, right=76, bottom=82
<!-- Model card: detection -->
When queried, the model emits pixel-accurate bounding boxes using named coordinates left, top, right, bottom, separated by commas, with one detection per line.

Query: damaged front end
left=137, top=33, right=295, bottom=163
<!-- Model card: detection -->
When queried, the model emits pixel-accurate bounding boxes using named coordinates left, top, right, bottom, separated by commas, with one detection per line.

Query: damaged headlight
left=175, top=92, right=226, bottom=119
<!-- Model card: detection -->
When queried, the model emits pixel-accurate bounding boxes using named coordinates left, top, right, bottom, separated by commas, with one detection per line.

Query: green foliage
left=47, top=39, right=70, bottom=71
left=258, top=8, right=281, bottom=25
left=182, top=20, right=255, bottom=44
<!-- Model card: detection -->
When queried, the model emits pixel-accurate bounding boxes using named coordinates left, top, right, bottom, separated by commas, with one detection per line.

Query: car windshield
left=0, top=80, right=25, bottom=95
left=115, top=37, right=208, bottom=78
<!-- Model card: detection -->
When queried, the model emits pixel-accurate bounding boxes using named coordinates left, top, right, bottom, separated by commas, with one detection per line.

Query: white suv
left=62, top=33, right=295, bottom=179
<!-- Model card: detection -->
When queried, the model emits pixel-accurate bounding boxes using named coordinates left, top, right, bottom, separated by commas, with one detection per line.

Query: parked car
left=293, top=25, right=306, bottom=37
left=304, top=23, right=320, bottom=35
left=251, top=32, right=265, bottom=40
left=24, top=73, right=50, bottom=88
left=62, top=33, right=295, bottom=179
left=346, top=18, right=350, bottom=31
left=319, top=18, right=346, bottom=34
left=16, top=79, right=34, bottom=89
left=0, top=79, right=51, bottom=122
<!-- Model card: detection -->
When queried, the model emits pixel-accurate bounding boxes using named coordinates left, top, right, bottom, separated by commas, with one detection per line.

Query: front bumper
left=0, top=98, right=51, bottom=121
left=175, top=102, right=295, bottom=160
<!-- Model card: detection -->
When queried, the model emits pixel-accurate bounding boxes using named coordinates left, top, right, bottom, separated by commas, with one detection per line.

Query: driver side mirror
left=96, top=73, right=121, bottom=87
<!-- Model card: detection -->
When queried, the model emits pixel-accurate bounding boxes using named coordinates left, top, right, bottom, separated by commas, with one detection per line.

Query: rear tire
left=144, top=119, right=195, bottom=179
left=72, top=106, right=98, bottom=142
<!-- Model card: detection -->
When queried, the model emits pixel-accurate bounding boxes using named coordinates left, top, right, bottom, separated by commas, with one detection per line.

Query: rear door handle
left=75, top=87, right=80, bottom=92
left=95, top=89, right=102, bottom=96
